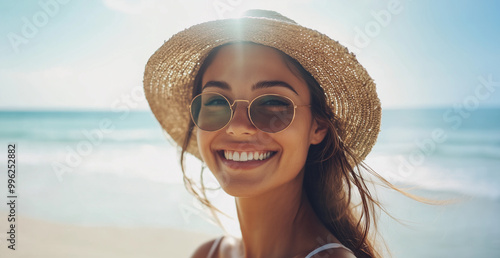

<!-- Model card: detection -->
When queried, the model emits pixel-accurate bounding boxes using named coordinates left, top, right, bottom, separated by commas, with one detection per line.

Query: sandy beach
left=0, top=213, right=216, bottom=258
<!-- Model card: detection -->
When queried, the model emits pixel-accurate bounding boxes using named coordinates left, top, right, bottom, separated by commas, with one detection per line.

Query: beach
left=1, top=192, right=498, bottom=258
left=0, top=213, right=215, bottom=258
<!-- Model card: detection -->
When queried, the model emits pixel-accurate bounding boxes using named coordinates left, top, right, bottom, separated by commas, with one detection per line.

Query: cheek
left=291, top=112, right=315, bottom=146
left=277, top=120, right=314, bottom=169
left=196, top=130, right=215, bottom=163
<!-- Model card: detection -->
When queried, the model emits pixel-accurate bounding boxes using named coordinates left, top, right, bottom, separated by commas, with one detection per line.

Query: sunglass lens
left=190, top=93, right=231, bottom=131
left=250, top=95, right=294, bottom=133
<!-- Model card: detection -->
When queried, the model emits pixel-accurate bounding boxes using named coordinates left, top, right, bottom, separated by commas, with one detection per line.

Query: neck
left=234, top=172, right=327, bottom=258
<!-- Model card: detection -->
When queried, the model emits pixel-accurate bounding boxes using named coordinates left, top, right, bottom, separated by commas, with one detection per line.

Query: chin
left=211, top=169, right=267, bottom=198
left=219, top=183, right=266, bottom=198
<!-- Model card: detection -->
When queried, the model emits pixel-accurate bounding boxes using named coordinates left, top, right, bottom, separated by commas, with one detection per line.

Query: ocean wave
left=368, top=155, right=500, bottom=200
left=373, top=131, right=500, bottom=160
left=14, top=144, right=202, bottom=185
left=0, top=128, right=167, bottom=143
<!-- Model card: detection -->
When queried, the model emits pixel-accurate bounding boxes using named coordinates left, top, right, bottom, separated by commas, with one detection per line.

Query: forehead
left=214, top=42, right=283, bottom=60
left=205, top=43, right=288, bottom=76
left=201, top=43, right=310, bottom=97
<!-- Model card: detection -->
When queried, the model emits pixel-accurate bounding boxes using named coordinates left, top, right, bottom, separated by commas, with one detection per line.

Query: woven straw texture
left=144, top=13, right=381, bottom=162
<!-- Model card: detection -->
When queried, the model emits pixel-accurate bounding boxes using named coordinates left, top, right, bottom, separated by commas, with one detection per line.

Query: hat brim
left=144, top=17, right=381, bottom=161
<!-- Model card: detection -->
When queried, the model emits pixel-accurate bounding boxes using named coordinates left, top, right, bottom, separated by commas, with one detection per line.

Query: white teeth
left=223, top=151, right=274, bottom=162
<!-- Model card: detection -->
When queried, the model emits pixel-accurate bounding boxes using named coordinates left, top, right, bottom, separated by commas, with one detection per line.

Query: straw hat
left=144, top=10, right=381, bottom=161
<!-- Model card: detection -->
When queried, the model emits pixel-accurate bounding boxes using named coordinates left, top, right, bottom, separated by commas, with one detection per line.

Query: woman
left=144, top=10, right=386, bottom=257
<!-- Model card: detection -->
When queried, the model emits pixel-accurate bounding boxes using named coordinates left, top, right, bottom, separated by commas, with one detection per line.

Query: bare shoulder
left=304, top=247, right=356, bottom=258
left=295, top=245, right=356, bottom=258
left=190, top=237, right=220, bottom=258
left=320, top=248, right=357, bottom=258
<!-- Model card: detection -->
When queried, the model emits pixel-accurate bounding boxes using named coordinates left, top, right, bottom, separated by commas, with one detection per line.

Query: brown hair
left=284, top=52, right=381, bottom=257
left=180, top=42, right=405, bottom=257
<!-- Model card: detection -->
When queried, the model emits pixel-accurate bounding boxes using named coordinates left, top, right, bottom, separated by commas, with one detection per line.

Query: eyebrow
left=202, top=80, right=298, bottom=95
left=252, top=80, right=298, bottom=95
left=202, top=81, right=231, bottom=91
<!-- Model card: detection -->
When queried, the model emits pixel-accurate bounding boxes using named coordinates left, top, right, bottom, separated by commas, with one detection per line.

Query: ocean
left=0, top=108, right=499, bottom=257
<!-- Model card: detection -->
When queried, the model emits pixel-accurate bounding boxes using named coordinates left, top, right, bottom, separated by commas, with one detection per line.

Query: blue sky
left=1, top=0, right=499, bottom=110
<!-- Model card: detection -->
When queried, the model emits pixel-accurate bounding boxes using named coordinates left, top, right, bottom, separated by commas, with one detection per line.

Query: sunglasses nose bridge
left=230, top=99, right=250, bottom=107
left=225, top=99, right=258, bottom=134
left=229, top=99, right=250, bottom=113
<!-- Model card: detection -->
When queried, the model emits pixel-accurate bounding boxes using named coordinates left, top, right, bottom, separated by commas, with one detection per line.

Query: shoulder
left=309, top=248, right=356, bottom=258
left=324, top=248, right=356, bottom=258
left=305, top=244, right=356, bottom=258
left=190, top=237, right=220, bottom=258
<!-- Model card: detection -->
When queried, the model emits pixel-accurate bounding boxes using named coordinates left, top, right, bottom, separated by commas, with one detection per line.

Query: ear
left=309, top=119, right=328, bottom=145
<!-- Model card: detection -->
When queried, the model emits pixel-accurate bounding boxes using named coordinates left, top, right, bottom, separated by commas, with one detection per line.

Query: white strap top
left=207, top=236, right=352, bottom=258
left=304, top=243, right=352, bottom=258
left=207, top=236, right=224, bottom=258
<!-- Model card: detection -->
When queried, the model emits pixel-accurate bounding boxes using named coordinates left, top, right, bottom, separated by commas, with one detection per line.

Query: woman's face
left=197, top=43, right=326, bottom=197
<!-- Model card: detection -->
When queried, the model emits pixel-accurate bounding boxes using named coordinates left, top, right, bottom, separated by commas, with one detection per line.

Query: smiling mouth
left=220, top=150, right=277, bottom=162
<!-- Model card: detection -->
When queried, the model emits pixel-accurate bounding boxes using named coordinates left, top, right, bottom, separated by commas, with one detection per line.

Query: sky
left=0, top=0, right=499, bottom=110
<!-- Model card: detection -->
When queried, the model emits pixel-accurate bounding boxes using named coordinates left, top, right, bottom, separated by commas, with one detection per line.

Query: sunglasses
left=189, top=92, right=311, bottom=133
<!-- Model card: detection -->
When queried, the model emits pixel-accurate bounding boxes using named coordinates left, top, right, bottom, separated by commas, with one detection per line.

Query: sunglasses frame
left=188, top=92, right=311, bottom=133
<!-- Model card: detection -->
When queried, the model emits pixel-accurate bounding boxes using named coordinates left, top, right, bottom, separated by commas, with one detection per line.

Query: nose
left=225, top=102, right=257, bottom=136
